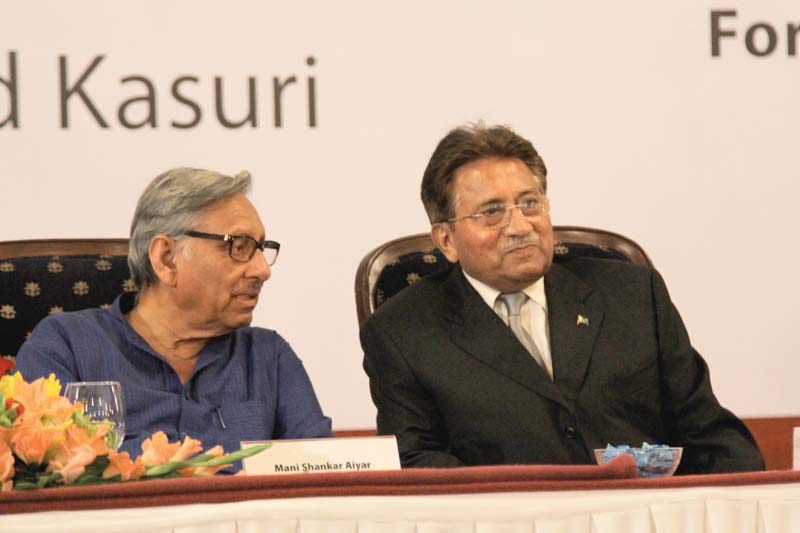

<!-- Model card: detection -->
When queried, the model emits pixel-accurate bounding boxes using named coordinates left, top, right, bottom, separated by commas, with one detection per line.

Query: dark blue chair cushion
left=0, top=254, right=135, bottom=359
left=372, top=242, right=632, bottom=311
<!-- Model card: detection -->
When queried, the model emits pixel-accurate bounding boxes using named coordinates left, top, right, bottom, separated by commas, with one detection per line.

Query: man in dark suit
left=360, top=124, right=764, bottom=474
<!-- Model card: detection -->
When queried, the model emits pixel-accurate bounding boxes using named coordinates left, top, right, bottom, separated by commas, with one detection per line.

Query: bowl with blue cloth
left=594, top=443, right=682, bottom=478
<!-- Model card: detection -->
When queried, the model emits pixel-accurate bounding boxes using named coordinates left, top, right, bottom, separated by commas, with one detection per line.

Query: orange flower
left=103, top=451, right=145, bottom=481
left=62, top=422, right=113, bottom=456
left=140, top=431, right=180, bottom=467
left=10, top=374, right=74, bottom=431
left=0, top=440, right=14, bottom=490
left=140, top=431, right=202, bottom=467
left=10, top=419, right=62, bottom=465
left=47, top=423, right=113, bottom=479
left=0, top=413, right=16, bottom=444
left=47, top=443, right=97, bottom=484
left=170, top=435, right=203, bottom=462
left=8, top=373, right=61, bottom=404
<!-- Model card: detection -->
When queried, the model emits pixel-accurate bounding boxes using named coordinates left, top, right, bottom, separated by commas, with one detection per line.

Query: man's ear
left=149, top=235, right=179, bottom=287
left=431, top=224, right=459, bottom=264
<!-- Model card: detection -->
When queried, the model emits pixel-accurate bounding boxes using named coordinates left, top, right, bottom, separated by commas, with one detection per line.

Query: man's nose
left=248, top=249, right=272, bottom=282
left=504, top=205, right=534, bottom=234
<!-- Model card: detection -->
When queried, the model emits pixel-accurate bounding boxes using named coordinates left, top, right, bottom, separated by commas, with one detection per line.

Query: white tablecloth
left=4, top=481, right=800, bottom=533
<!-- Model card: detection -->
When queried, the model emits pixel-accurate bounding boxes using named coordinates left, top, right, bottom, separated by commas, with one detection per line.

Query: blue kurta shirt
left=16, top=292, right=333, bottom=472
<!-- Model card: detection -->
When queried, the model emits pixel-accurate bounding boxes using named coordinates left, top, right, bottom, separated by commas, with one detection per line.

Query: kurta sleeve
left=272, top=335, right=333, bottom=439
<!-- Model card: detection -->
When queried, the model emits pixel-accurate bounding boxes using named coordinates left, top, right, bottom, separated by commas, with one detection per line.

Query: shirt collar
left=462, top=269, right=548, bottom=312
left=111, top=292, right=158, bottom=354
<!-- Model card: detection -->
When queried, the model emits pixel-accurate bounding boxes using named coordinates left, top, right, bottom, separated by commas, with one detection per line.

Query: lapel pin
left=577, top=314, right=589, bottom=326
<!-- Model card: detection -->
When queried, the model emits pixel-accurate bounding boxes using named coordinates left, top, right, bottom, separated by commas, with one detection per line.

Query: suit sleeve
left=651, top=269, right=765, bottom=473
left=361, top=318, right=464, bottom=468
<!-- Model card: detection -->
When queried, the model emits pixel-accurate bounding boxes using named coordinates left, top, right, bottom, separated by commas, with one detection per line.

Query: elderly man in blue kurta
left=17, top=168, right=332, bottom=471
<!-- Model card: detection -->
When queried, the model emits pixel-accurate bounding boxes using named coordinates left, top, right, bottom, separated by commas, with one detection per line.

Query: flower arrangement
left=0, top=365, right=268, bottom=491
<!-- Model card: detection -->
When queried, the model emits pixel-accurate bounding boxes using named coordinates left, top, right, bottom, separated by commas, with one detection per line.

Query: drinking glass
left=64, top=381, right=127, bottom=450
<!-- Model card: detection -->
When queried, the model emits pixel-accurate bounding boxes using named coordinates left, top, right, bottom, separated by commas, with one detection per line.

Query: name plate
left=794, top=427, right=800, bottom=470
left=241, top=435, right=400, bottom=475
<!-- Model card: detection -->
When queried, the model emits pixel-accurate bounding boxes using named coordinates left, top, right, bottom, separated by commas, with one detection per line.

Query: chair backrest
left=354, top=226, right=653, bottom=325
left=0, top=239, right=135, bottom=360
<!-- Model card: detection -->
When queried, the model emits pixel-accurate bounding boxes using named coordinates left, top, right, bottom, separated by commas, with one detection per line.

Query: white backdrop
left=1, top=1, right=798, bottom=428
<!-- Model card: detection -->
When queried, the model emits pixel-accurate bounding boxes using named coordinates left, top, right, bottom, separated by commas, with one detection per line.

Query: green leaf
left=72, top=410, right=95, bottom=431
left=104, top=428, right=122, bottom=450
left=74, top=474, right=118, bottom=486
left=12, top=459, right=46, bottom=484
left=143, top=460, right=192, bottom=477
left=36, top=472, right=62, bottom=488
left=82, top=455, right=111, bottom=478
left=184, top=451, right=217, bottom=463
left=187, top=443, right=271, bottom=468
left=13, top=481, right=40, bottom=491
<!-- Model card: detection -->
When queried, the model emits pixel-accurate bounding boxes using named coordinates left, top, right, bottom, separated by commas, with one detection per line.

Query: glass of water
left=64, top=381, right=127, bottom=450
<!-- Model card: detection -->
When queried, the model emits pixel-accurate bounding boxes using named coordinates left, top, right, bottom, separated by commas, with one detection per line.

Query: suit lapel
left=440, top=267, right=570, bottom=409
left=545, top=263, right=605, bottom=401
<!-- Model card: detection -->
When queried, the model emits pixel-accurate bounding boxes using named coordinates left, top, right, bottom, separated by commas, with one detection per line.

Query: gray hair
left=128, top=167, right=252, bottom=289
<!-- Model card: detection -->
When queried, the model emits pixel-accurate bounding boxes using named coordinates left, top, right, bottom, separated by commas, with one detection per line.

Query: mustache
left=501, top=234, right=540, bottom=253
left=237, top=279, right=264, bottom=292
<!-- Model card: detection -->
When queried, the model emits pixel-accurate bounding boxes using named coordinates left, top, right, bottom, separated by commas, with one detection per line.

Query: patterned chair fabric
left=354, top=226, right=653, bottom=324
left=0, top=239, right=134, bottom=362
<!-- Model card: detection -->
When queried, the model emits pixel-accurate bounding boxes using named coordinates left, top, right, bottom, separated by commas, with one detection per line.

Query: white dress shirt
left=462, top=270, right=553, bottom=379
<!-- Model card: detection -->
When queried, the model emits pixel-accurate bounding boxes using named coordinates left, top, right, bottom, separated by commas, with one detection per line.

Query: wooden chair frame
left=0, top=239, right=130, bottom=260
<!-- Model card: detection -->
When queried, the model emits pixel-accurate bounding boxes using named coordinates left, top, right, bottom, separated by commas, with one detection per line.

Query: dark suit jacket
left=361, top=258, right=764, bottom=474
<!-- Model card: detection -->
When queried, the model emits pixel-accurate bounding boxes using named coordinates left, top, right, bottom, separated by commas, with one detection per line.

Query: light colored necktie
left=499, top=292, right=546, bottom=371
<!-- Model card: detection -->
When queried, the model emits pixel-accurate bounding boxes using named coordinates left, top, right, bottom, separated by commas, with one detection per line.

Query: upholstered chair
left=354, top=226, right=652, bottom=325
left=0, top=239, right=133, bottom=363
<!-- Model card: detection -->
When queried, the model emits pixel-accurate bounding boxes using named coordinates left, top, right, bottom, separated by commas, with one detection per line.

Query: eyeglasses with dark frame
left=442, top=197, right=550, bottom=228
left=183, top=231, right=281, bottom=265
